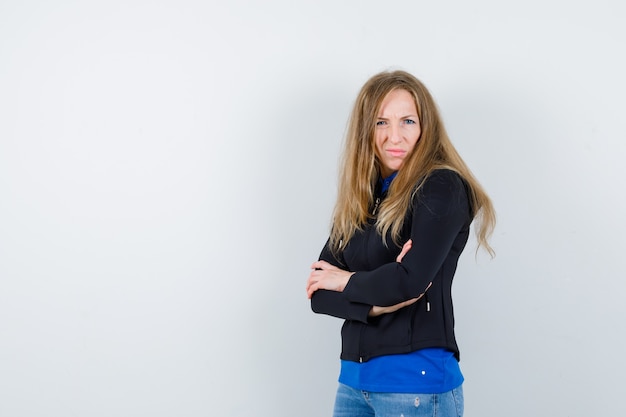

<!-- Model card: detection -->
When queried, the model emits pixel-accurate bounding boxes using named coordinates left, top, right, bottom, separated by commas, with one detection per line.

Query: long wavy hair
left=329, top=70, right=496, bottom=257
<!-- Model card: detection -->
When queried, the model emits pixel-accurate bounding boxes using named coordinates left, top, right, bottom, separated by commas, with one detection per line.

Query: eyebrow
left=376, top=115, right=418, bottom=120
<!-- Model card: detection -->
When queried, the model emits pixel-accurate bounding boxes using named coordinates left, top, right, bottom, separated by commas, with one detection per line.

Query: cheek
left=374, top=135, right=384, bottom=153
left=412, top=131, right=421, bottom=146
left=406, top=136, right=420, bottom=154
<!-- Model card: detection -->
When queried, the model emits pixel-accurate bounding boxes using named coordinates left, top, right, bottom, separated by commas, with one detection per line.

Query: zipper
left=372, top=197, right=381, bottom=215
left=359, top=192, right=382, bottom=363
left=358, top=323, right=365, bottom=363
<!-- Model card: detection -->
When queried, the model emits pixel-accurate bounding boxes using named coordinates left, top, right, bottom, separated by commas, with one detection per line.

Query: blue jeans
left=332, top=383, right=464, bottom=417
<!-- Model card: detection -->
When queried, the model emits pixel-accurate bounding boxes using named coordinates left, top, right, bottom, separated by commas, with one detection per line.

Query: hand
left=368, top=281, right=432, bottom=317
left=306, top=260, right=354, bottom=299
left=369, top=297, right=419, bottom=317
left=396, top=239, right=412, bottom=263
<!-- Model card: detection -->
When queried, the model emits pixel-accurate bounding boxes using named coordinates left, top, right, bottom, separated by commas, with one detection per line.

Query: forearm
left=345, top=264, right=431, bottom=307
left=310, top=290, right=371, bottom=323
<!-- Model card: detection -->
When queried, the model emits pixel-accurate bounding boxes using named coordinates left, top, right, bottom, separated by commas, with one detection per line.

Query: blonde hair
left=330, top=70, right=496, bottom=257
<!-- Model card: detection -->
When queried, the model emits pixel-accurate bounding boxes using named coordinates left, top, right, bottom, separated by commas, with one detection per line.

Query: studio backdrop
left=1, top=1, right=624, bottom=416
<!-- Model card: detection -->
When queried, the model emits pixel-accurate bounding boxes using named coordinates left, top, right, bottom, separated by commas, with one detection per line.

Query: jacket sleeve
left=342, top=170, right=470, bottom=307
left=309, top=239, right=372, bottom=323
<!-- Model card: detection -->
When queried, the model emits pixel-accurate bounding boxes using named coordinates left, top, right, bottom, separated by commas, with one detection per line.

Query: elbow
left=310, top=294, right=322, bottom=314
left=310, top=291, right=334, bottom=315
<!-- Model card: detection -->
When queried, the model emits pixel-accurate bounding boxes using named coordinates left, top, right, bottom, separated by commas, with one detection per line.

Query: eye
left=376, top=120, right=387, bottom=126
left=403, top=119, right=417, bottom=125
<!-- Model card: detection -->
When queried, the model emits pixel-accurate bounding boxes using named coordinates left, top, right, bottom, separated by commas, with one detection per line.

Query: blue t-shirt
left=339, top=348, right=463, bottom=394
left=380, top=171, right=398, bottom=193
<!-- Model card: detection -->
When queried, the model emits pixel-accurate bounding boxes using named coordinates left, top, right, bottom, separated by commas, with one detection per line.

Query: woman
left=306, top=70, right=495, bottom=417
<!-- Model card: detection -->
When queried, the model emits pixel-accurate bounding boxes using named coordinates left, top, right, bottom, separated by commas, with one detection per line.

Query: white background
left=1, top=1, right=625, bottom=416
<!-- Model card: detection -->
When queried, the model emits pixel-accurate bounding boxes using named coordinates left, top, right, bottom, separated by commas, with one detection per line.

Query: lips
left=386, top=149, right=405, bottom=157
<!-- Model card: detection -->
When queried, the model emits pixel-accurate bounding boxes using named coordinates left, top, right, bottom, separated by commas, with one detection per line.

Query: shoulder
left=413, top=169, right=470, bottom=213
left=419, top=169, right=468, bottom=197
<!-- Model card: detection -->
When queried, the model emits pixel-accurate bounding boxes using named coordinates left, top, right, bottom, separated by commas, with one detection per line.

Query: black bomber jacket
left=311, top=169, right=472, bottom=363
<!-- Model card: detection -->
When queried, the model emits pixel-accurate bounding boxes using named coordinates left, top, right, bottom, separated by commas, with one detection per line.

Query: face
left=374, top=89, right=421, bottom=178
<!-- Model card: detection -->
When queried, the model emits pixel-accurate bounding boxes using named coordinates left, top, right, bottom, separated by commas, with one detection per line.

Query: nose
left=389, top=123, right=402, bottom=144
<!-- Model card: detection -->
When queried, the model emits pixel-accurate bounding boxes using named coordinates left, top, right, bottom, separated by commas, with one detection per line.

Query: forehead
left=377, top=89, right=417, bottom=115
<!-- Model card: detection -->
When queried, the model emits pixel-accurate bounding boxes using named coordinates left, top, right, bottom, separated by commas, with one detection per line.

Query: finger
left=307, top=282, right=319, bottom=299
left=311, top=260, right=329, bottom=270
left=396, top=239, right=413, bottom=263
left=306, top=273, right=320, bottom=291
